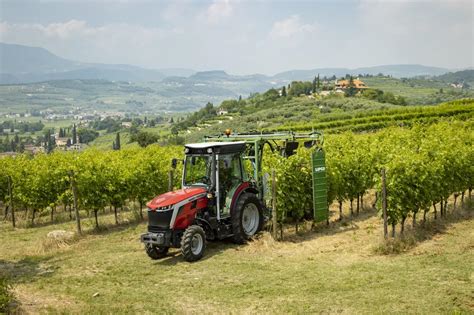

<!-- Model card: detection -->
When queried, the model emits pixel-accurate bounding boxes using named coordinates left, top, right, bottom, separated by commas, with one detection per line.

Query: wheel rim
left=191, top=233, right=203, bottom=255
left=242, top=203, right=259, bottom=236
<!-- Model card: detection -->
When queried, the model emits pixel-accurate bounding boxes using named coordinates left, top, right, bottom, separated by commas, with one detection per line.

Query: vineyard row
left=1, top=120, right=472, bottom=235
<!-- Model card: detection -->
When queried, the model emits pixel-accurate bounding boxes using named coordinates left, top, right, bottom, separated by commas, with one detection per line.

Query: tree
left=4, top=135, right=11, bottom=152
left=312, top=74, right=320, bottom=93
left=281, top=86, right=287, bottom=97
left=113, top=132, right=121, bottom=150
left=43, top=129, right=55, bottom=153
left=288, top=81, right=313, bottom=96
left=130, top=131, right=159, bottom=147
left=72, top=124, right=77, bottom=144
left=77, top=129, right=99, bottom=144
left=75, top=151, right=110, bottom=229
left=345, top=76, right=357, bottom=97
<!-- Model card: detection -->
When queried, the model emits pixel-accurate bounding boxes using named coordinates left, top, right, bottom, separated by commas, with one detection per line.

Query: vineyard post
left=7, top=175, right=15, bottom=228
left=271, top=169, right=278, bottom=240
left=168, top=170, right=174, bottom=192
left=69, top=171, right=82, bottom=235
left=381, top=168, right=388, bottom=239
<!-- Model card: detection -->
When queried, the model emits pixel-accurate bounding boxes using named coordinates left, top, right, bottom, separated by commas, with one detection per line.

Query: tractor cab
left=141, top=141, right=263, bottom=262
left=183, top=141, right=250, bottom=219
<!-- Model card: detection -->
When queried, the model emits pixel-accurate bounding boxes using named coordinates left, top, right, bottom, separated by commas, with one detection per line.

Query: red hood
left=147, top=187, right=207, bottom=210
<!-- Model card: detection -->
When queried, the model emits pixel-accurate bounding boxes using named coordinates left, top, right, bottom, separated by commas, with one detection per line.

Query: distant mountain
left=0, top=42, right=462, bottom=87
left=273, top=65, right=452, bottom=81
left=0, top=42, right=164, bottom=84
left=159, top=68, right=196, bottom=77
left=190, top=70, right=231, bottom=81
left=0, top=42, right=81, bottom=74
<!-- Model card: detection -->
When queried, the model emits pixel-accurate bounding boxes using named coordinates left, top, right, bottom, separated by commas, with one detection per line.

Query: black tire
left=232, top=193, right=264, bottom=244
left=181, top=225, right=206, bottom=262
left=145, top=244, right=169, bottom=260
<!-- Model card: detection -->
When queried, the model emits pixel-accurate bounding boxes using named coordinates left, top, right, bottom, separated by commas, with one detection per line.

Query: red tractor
left=140, top=131, right=326, bottom=262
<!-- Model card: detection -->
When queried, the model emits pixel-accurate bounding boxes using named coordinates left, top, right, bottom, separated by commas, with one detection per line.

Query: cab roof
left=185, top=141, right=246, bottom=154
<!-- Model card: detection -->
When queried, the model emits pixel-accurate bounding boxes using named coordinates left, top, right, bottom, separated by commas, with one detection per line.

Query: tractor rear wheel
left=145, top=244, right=169, bottom=260
left=181, top=225, right=206, bottom=262
left=232, top=193, right=263, bottom=244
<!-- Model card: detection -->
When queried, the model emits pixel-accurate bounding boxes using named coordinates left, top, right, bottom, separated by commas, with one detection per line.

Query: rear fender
left=230, top=183, right=259, bottom=213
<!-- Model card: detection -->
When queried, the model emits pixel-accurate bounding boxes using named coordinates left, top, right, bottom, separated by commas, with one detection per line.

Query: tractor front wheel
left=181, top=225, right=206, bottom=262
left=145, top=244, right=169, bottom=260
left=232, top=193, right=263, bottom=244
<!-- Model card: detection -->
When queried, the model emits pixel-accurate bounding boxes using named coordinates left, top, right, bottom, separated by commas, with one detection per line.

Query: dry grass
left=38, top=233, right=79, bottom=254
left=0, top=201, right=473, bottom=314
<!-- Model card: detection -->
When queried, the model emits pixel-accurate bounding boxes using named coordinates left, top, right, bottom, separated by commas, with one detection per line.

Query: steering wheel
left=199, top=176, right=210, bottom=184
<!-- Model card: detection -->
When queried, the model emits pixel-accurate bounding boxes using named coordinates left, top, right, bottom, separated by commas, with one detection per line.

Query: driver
left=219, top=158, right=233, bottom=192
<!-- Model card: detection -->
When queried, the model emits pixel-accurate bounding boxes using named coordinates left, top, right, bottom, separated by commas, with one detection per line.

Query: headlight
left=157, top=204, right=174, bottom=211
left=207, top=148, right=213, bottom=153
left=184, top=148, right=189, bottom=153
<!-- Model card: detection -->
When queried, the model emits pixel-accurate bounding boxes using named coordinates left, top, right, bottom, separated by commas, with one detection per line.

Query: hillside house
left=319, top=91, right=331, bottom=97
left=450, top=83, right=464, bottom=89
left=56, top=137, right=71, bottom=147
left=217, top=108, right=228, bottom=116
left=334, top=78, right=368, bottom=92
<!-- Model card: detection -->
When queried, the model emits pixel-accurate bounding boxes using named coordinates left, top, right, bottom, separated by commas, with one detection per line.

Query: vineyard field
left=0, top=118, right=473, bottom=313
left=270, top=99, right=474, bottom=133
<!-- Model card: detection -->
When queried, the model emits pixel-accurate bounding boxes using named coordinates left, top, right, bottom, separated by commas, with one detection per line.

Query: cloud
left=0, top=20, right=170, bottom=66
left=0, top=19, right=166, bottom=42
left=270, top=15, right=317, bottom=39
left=354, top=0, right=473, bottom=68
left=0, top=1, right=471, bottom=74
left=203, top=0, right=234, bottom=24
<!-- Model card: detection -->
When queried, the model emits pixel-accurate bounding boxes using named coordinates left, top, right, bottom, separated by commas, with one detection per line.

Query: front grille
left=148, top=209, right=173, bottom=231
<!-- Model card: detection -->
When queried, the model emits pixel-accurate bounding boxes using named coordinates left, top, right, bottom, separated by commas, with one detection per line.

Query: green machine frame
left=204, top=131, right=328, bottom=222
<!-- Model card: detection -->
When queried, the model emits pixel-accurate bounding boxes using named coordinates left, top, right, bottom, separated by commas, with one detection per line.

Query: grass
left=0, top=202, right=473, bottom=314
left=0, top=276, right=13, bottom=313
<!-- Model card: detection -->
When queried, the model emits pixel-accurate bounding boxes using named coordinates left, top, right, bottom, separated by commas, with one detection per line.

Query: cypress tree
left=115, top=132, right=121, bottom=150
left=72, top=124, right=77, bottom=144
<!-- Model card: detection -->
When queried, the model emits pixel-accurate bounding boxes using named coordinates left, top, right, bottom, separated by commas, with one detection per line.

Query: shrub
left=0, top=277, right=13, bottom=313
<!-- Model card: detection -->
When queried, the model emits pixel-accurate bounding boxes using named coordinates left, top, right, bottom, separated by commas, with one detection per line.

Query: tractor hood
left=147, top=187, right=207, bottom=210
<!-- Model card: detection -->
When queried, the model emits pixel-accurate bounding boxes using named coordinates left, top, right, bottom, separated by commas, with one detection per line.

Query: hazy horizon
left=1, top=0, right=473, bottom=75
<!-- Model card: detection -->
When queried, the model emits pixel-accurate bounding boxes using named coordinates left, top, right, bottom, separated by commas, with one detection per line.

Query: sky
left=0, top=0, right=473, bottom=75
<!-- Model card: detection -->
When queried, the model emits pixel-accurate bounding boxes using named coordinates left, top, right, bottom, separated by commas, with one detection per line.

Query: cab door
left=218, top=153, right=244, bottom=217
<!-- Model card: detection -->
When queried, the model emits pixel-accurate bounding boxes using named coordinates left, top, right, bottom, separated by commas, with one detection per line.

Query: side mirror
left=171, top=158, right=178, bottom=169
